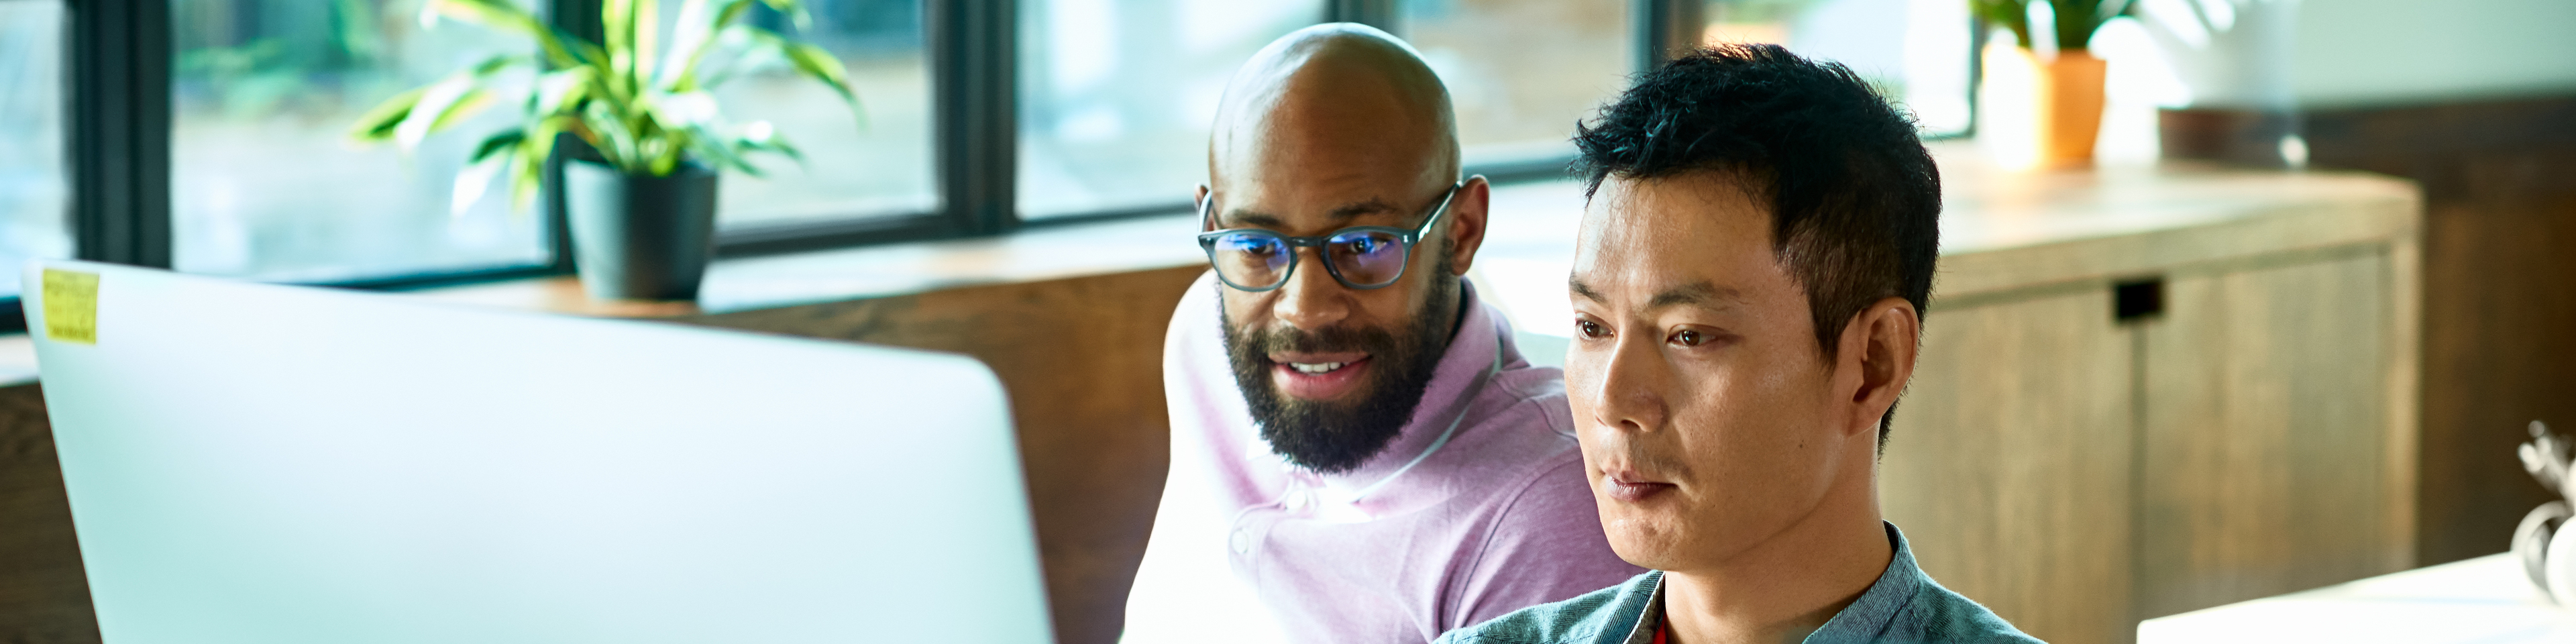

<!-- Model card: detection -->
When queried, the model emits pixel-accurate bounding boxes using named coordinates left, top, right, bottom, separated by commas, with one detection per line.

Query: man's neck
left=1658, top=482, right=1892, bottom=644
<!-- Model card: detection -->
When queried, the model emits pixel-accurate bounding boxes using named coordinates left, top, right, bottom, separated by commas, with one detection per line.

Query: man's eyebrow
left=1221, top=199, right=1402, bottom=229
left=1225, top=210, right=1287, bottom=229
left=1570, top=278, right=1606, bottom=303
left=1568, top=278, right=1743, bottom=310
left=1647, top=282, right=1743, bottom=311
left=1326, top=199, right=1400, bottom=222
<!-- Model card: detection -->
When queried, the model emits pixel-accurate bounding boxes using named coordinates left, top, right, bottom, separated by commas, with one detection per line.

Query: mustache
left=1234, top=323, right=1399, bottom=359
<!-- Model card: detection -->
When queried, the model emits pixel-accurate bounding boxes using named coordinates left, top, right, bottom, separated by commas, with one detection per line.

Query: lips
left=1601, top=471, right=1677, bottom=503
left=1270, top=352, right=1372, bottom=400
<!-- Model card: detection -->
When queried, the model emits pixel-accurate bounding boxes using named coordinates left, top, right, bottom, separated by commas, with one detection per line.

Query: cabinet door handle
left=2115, top=277, right=2165, bottom=322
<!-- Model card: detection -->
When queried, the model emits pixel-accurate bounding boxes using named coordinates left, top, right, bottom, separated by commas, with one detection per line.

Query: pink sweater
left=1123, top=272, right=1644, bottom=644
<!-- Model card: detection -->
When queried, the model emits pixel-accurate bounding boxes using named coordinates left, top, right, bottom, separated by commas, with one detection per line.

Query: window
left=1401, top=0, right=1635, bottom=168
left=7, top=0, right=1977, bottom=321
left=1015, top=0, right=1324, bottom=220
left=1701, top=0, right=1975, bottom=136
left=0, top=0, right=72, bottom=297
left=170, top=0, right=549, bottom=283
left=712, top=0, right=936, bottom=230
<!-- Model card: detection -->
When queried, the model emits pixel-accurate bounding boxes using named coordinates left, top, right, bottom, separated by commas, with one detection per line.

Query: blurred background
left=2, top=1, right=2574, bottom=643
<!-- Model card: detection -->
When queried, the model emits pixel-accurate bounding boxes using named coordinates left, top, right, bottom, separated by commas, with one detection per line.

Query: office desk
left=2139, top=554, right=2576, bottom=643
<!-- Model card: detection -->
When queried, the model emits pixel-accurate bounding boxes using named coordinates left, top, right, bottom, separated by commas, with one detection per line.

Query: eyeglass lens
left=1207, top=229, right=1411, bottom=289
left=1324, top=230, right=1409, bottom=286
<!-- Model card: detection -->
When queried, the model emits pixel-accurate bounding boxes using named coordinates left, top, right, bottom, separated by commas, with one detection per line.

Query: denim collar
left=1629, top=522, right=1922, bottom=643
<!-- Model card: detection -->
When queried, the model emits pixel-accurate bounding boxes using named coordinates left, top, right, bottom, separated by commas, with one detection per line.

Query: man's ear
left=1197, top=184, right=1217, bottom=232
left=1447, top=176, right=1492, bottom=276
left=1841, top=297, right=1921, bottom=439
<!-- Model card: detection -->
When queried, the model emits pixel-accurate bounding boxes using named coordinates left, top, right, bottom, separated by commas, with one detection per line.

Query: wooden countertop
left=413, top=142, right=2418, bottom=323
left=0, top=142, right=2420, bottom=385
left=1477, top=142, right=2420, bottom=337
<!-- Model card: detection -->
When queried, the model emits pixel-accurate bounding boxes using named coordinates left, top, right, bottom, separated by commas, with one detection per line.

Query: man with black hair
left=1435, top=44, right=2038, bottom=644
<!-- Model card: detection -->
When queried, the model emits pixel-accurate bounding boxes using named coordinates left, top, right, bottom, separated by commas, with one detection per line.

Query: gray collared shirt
left=1432, top=522, right=2043, bottom=644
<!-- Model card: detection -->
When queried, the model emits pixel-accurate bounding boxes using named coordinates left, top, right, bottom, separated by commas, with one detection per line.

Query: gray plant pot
left=565, top=159, right=718, bottom=301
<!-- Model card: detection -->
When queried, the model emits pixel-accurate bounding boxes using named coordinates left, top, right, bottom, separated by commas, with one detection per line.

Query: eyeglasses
left=1195, top=182, right=1463, bottom=292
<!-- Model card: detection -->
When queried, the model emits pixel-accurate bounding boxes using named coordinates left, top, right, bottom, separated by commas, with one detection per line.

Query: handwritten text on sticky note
left=43, top=269, right=98, bottom=345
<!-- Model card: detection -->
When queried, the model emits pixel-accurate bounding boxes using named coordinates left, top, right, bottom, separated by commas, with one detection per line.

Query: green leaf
left=631, top=0, right=659, bottom=91
left=604, top=0, right=636, bottom=86
left=427, top=89, right=500, bottom=133
left=685, top=125, right=764, bottom=176
left=451, top=144, right=513, bottom=216
left=583, top=99, right=645, bottom=172
left=345, top=85, right=428, bottom=143
left=531, top=66, right=593, bottom=116
left=469, top=129, right=526, bottom=163
left=643, top=89, right=722, bottom=133
left=733, top=120, right=803, bottom=168
left=507, top=125, right=557, bottom=213
left=421, top=0, right=537, bottom=33
left=717, top=26, right=861, bottom=127
left=394, top=77, right=475, bottom=150
left=385, top=52, right=524, bottom=149
left=693, top=25, right=778, bottom=90
left=756, top=0, right=811, bottom=32
left=779, top=42, right=855, bottom=107
left=661, top=0, right=757, bottom=91
left=422, top=0, right=590, bottom=68
left=1972, top=0, right=2032, bottom=49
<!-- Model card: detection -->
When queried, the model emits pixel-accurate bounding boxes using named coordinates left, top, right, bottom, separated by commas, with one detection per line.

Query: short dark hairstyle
left=1573, top=44, right=1940, bottom=448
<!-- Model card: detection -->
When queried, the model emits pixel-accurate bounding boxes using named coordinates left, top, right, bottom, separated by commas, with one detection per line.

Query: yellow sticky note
left=42, top=269, right=98, bottom=345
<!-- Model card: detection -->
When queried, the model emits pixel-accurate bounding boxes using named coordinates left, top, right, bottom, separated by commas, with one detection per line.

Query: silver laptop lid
left=23, top=260, right=1053, bottom=643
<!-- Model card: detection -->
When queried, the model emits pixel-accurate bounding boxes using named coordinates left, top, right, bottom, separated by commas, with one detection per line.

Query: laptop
left=21, top=260, right=1054, bottom=643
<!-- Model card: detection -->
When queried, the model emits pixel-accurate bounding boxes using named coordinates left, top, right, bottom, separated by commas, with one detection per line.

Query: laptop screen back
left=22, top=261, right=1052, bottom=644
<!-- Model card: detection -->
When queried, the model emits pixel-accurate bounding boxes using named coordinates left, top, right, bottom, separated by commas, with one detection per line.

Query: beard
left=1222, top=271, right=1460, bottom=474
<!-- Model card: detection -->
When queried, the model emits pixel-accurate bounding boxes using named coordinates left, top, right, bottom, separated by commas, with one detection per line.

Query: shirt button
left=1230, top=529, right=1252, bottom=555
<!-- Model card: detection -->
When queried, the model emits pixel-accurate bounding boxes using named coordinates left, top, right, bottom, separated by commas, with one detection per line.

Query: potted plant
left=347, top=0, right=859, bottom=301
left=1971, top=0, right=2133, bottom=168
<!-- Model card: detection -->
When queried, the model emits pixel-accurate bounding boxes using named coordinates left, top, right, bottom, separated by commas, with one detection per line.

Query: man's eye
left=1670, top=329, right=1705, bottom=347
left=1575, top=319, right=1604, bottom=339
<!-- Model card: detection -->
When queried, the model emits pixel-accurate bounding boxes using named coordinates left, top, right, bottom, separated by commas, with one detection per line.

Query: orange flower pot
left=1988, top=46, right=2107, bottom=168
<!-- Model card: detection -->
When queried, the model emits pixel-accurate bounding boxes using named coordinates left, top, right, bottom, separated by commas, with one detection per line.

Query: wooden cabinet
left=2135, top=252, right=2412, bottom=619
left=1882, top=290, right=2135, bottom=644
left=1879, top=152, right=2421, bottom=644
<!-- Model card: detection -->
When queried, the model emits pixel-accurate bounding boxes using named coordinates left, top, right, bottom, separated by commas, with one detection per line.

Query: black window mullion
left=67, top=0, right=171, bottom=269
left=1635, top=0, right=1701, bottom=75
left=1327, top=0, right=1397, bottom=32
left=538, top=0, right=602, bottom=275
left=930, top=0, right=1016, bottom=237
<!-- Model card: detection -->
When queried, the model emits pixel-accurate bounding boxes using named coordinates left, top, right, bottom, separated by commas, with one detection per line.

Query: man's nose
left=1588, top=335, right=1668, bottom=433
left=1272, top=248, right=1350, bottom=330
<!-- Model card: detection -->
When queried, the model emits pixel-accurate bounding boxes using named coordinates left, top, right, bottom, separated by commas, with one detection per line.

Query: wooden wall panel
left=1884, top=290, right=2134, bottom=644
left=688, top=265, right=1205, bottom=644
left=0, top=384, right=100, bottom=644
left=2167, top=96, right=2576, bottom=566
left=2135, top=254, right=2406, bottom=619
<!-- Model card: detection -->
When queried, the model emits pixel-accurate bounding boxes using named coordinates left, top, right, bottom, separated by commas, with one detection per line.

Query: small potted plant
left=1971, top=0, right=2133, bottom=168
left=347, top=0, right=859, bottom=301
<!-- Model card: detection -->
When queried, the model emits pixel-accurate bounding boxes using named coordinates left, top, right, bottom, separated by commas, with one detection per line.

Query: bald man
left=1122, top=24, right=1642, bottom=644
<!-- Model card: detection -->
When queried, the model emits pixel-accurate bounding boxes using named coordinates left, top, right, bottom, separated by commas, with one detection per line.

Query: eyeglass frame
left=1195, top=182, right=1466, bottom=292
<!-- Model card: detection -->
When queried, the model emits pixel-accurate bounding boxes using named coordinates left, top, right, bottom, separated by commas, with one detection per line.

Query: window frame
left=16, top=0, right=1964, bottom=333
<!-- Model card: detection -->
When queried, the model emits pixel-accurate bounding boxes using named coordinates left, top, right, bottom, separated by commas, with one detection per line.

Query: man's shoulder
left=1897, top=579, right=2046, bottom=644
left=1434, top=572, right=1656, bottom=644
